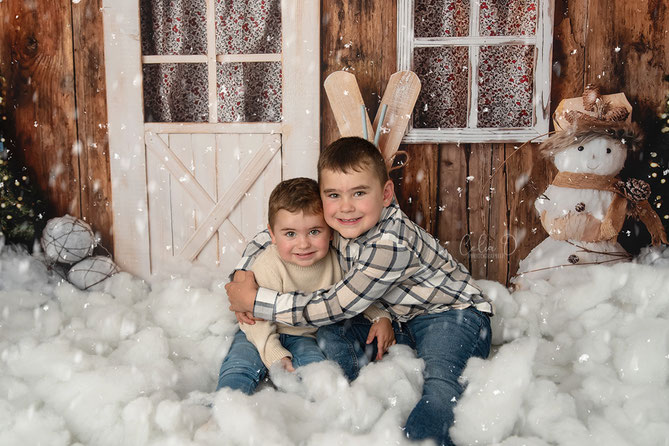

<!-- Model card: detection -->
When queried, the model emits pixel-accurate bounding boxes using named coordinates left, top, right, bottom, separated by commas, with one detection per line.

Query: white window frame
left=398, top=0, right=554, bottom=143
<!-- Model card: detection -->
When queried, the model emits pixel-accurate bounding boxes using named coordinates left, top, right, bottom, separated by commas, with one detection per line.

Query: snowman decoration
left=515, top=119, right=667, bottom=282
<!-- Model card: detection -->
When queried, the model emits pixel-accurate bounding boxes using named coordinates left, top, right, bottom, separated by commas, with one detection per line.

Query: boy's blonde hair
left=317, top=137, right=389, bottom=187
left=268, top=177, right=323, bottom=229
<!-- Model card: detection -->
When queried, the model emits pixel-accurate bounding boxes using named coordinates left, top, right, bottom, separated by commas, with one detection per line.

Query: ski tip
left=324, top=70, right=356, bottom=84
left=390, top=71, right=421, bottom=88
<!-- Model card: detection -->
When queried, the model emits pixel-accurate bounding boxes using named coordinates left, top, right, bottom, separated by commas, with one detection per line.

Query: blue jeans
left=317, top=307, right=491, bottom=446
left=217, top=329, right=326, bottom=395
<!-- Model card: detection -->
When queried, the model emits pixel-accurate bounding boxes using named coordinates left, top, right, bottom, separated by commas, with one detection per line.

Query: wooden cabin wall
left=1, top=0, right=667, bottom=284
left=321, top=0, right=669, bottom=285
left=0, top=0, right=113, bottom=251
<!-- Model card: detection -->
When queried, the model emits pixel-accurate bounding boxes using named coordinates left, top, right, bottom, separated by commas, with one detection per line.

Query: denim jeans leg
left=281, top=334, right=326, bottom=368
left=316, top=314, right=376, bottom=381
left=216, top=329, right=268, bottom=395
left=403, top=307, right=492, bottom=446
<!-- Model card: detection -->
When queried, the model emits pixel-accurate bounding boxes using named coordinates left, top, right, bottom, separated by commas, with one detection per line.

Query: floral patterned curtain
left=140, top=0, right=282, bottom=123
left=413, top=0, right=537, bottom=129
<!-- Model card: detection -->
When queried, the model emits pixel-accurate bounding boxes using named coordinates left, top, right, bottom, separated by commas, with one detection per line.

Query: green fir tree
left=0, top=73, right=46, bottom=247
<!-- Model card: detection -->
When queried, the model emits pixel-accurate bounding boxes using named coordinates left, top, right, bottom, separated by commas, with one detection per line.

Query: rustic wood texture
left=467, top=144, right=510, bottom=284
left=392, top=144, right=438, bottom=234
left=436, top=144, right=470, bottom=269
left=72, top=0, right=113, bottom=252
left=321, top=0, right=397, bottom=147
left=0, top=0, right=114, bottom=252
left=505, top=143, right=556, bottom=279
left=583, top=0, right=668, bottom=131
left=551, top=1, right=587, bottom=106
left=0, top=1, right=79, bottom=219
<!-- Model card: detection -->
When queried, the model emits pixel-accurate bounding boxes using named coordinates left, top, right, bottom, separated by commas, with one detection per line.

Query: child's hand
left=366, top=317, right=396, bottom=360
left=235, top=311, right=264, bottom=325
left=279, top=356, right=295, bottom=372
left=226, top=270, right=259, bottom=313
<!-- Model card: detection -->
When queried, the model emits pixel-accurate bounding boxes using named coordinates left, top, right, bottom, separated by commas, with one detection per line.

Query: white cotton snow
left=451, top=337, right=538, bottom=444
left=2, top=243, right=669, bottom=445
left=0, top=247, right=426, bottom=446
left=453, top=254, right=669, bottom=446
left=203, top=346, right=424, bottom=446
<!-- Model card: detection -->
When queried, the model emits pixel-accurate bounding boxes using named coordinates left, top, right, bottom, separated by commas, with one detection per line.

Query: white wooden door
left=102, top=0, right=319, bottom=278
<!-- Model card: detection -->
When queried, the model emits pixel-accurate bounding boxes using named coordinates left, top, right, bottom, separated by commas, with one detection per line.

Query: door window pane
left=217, top=62, right=282, bottom=122
left=215, top=0, right=282, bottom=54
left=140, top=0, right=207, bottom=55
left=143, top=63, right=209, bottom=122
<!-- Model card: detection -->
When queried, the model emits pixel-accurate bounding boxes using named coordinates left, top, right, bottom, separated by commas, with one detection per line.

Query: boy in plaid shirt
left=227, top=137, right=493, bottom=445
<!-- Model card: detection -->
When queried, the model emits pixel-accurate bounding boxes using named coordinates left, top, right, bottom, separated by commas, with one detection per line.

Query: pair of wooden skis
left=324, top=70, right=421, bottom=170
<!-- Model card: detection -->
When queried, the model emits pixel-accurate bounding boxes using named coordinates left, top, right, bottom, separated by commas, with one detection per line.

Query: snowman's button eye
left=606, top=148, right=612, bottom=154
left=577, top=146, right=584, bottom=151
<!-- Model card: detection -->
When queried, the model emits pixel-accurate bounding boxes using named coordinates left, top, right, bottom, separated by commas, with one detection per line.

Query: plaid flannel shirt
left=237, top=200, right=493, bottom=326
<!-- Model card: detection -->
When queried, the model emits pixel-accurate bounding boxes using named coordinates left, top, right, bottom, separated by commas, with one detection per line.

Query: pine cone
left=622, top=178, right=651, bottom=202
left=582, top=84, right=601, bottom=111
left=604, top=106, right=629, bottom=122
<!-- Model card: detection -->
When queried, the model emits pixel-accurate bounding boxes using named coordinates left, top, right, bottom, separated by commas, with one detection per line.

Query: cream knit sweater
left=241, top=244, right=390, bottom=368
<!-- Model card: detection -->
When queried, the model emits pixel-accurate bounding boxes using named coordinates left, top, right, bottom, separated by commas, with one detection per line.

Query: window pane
left=413, top=46, right=469, bottom=129
left=215, top=0, right=282, bottom=54
left=478, top=45, right=534, bottom=128
left=140, top=0, right=207, bottom=55
left=143, top=64, right=209, bottom=122
left=414, top=0, right=470, bottom=37
left=479, top=0, right=537, bottom=36
left=217, top=62, right=282, bottom=122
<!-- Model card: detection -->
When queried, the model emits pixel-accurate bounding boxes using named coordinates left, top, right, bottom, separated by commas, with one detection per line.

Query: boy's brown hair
left=268, top=177, right=323, bottom=229
left=317, top=137, right=389, bottom=187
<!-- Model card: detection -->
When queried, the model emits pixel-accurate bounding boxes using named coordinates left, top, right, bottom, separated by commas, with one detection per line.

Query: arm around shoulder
left=257, top=239, right=414, bottom=326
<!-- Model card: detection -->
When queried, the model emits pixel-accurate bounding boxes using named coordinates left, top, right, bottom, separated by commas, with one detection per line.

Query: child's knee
left=292, top=351, right=325, bottom=368
left=316, top=325, right=345, bottom=349
left=219, top=358, right=264, bottom=381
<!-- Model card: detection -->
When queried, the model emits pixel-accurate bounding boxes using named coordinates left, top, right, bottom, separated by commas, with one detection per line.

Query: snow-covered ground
left=1, top=244, right=668, bottom=446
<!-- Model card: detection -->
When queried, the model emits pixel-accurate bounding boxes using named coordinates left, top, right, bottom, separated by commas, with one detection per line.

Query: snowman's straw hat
left=539, top=120, right=643, bottom=158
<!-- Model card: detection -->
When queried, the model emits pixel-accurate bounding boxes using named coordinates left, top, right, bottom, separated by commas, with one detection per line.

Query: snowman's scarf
left=552, top=172, right=668, bottom=245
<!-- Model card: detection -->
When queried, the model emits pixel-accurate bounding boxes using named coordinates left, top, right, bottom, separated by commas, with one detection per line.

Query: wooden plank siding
left=1, top=0, right=667, bottom=284
left=0, top=1, right=79, bottom=218
left=0, top=0, right=112, bottom=251
left=71, top=0, right=113, bottom=252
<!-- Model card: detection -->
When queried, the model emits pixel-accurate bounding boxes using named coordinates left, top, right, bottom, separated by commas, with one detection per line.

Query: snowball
left=67, top=256, right=119, bottom=291
left=41, top=215, right=95, bottom=264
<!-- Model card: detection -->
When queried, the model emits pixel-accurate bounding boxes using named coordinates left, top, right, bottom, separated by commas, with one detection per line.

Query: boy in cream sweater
left=217, top=177, right=394, bottom=394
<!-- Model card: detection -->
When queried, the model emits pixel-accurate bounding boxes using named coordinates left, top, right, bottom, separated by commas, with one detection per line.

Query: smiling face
left=268, top=210, right=332, bottom=267
left=553, top=136, right=627, bottom=175
left=320, top=166, right=394, bottom=239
